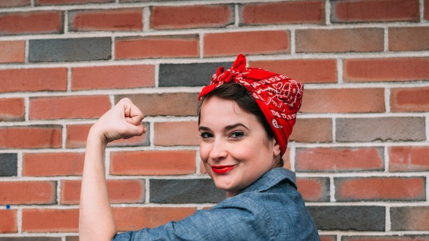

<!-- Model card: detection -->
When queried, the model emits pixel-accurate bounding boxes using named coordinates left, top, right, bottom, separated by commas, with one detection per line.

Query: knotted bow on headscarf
left=198, top=54, right=303, bottom=156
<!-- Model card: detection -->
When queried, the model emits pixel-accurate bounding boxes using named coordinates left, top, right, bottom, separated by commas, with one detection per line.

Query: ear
left=272, top=139, right=281, bottom=157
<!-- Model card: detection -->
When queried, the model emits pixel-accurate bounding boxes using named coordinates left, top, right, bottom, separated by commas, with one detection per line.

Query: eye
left=229, top=131, right=244, bottom=139
left=200, top=132, right=213, bottom=139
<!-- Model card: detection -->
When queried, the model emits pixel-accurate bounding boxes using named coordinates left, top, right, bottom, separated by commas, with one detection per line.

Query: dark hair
left=198, top=82, right=275, bottom=141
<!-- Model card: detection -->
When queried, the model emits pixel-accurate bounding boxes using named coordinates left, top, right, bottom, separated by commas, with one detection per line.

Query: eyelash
left=200, top=131, right=244, bottom=139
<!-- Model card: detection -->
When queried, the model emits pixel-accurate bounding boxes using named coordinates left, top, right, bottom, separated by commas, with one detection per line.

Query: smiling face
left=199, top=96, right=281, bottom=197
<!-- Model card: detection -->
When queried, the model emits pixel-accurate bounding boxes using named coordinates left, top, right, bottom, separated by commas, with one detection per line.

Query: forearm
left=79, top=131, right=117, bottom=241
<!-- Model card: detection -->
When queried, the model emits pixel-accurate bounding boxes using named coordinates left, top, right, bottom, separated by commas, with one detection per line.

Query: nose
left=209, top=138, right=227, bottom=162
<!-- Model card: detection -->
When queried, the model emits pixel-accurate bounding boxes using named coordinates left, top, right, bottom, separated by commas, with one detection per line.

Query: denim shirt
left=112, top=167, right=320, bottom=241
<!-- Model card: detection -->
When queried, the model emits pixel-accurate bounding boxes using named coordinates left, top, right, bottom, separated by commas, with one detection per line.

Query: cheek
left=199, top=143, right=209, bottom=162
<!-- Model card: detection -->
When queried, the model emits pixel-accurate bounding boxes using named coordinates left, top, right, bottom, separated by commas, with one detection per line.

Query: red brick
left=115, top=35, right=199, bottom=59
left=113, top=207, right=196, bottom=231
left=300, top=88, right=385, bottom=113
left=204, top=31, right=289, bottom=57
left=61, top=179, right=144, bottom=204
left=23, top=152, right=84, bottom=176
left=22, top=208, right=79, bottom=232
left=289, top=118, right=333, bottom=143
left=30, top=95, right=111, bottom=120
left=344, top=58, right=429, bottom=82
left=0, top=181, right=56, bottom=204
left=151, top=5, right=233, bottom=30
left=343, top=236, right=429, bottom=241
left=0, top=68, right=67, bottom=93
left=0, top=125, right=62, bottom=149
left=241, top=1, right=324, bottom=25
left=336, top=177, right=425, bottom=201
left=0, top=11, right=62, bottom=35
left=0, top=209, right=17, bottom=233
left=69, top=8, right=142, bottom=32
left=296, top=147, right=384, bottom=172
left=72, top=65, right=154, bottom=90
left=296, top=177, right=329, bottom=202
left=0, top=98, right=24, bottom=121
left=391, top=87, right=429, bottom=112
left=389, top=27, right=429, bottom=51
left=110, top=150, right=196, bottom=175
left=249, top=59, right=337, bottom=84
left=36, top=0, right=112, bottom=5
left=118, top=93, right=199, bottom=117
left=389, top=146, right=429, bottom=172
left=320, top=236, right=336, bottom=241
left=66, top=123, right=148, bottom=148
left=426, top=0, right=429, bottom=20
left=332, top=0, right=419, bottom=22
left=0, top=0, right=30, bottom=8
left=296, top=28, right=384, bottom=53
left=0, top=41, right=25, bottom=63
left=154, top=121, right=200, bottom=146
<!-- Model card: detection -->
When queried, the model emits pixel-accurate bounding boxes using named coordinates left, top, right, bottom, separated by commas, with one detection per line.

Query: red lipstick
left=211, top=165, right=235, bottom=174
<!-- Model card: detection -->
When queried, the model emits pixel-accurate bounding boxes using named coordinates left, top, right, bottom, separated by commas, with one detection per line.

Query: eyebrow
left=198, top=123, right=249, bottom=132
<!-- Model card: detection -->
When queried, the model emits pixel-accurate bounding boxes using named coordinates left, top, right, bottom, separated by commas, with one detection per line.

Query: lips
left=211, top=165, right=235, bottom=174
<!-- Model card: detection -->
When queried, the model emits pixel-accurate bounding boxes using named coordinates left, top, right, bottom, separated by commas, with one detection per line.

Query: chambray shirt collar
left=238, top=167, right=297, bottom=194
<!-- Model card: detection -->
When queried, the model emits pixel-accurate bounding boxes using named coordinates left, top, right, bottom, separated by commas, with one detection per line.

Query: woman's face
left=199, top=96, right=281, bottom=197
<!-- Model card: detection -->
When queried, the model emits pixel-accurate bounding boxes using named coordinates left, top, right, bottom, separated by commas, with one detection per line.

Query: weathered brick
left=335, top=177, right=426, bottom=201
left=154, top=121, right=200, bottom=146
left=296, top=177, right=330, bottom=202
left=296, top=28, right=384, bottom=53
left=332, top=0, right=419, bottom=23
left=307, top=206, right=385, bottom=231
left=0, top=238, right=61, bottom=241
left=390, top=87, right=429, bottom=112
left=36, top=0, right=112, bottom=5
left=0, top=68, right=67, bottom=93
left=289, top=118, right=333, bottom=143
left=0, top=181, right=56, bottom=205
left=150, top=179, right=225, bottom=203
left=30, top=95, right=111, bottom=120
left=115, top=35, right=199, bottom=59
left=159, top=62, right=232, bottom=87
left=300, top=88, right=385, bottom=113
left=241, top=1, right=324, bottom=25
left=22, top=152, right=84, bottom=176
left=389, top=27, right=429, bottom=51
left=426, top=0, right=429, bottom=20
left=113, top=207, right=196, bottom=231
left=343, top=235, right=429, bottom=241
left=336, top=117, right=426, bottom=142
left=0, top=125, right=62, bottom=149
left=69, top=8, right=142, bottom=32
left=391, top=206, right=429, bottom=231
left=344, top=58, right=429, bottom=82
left=0, top=98, right=24, bottom=121
left=0, top=41, right=25, bottom=63
left=249, top=59, right=337, bottom=84
left=0, top=0, right=30, bottom=8
left=0, top=153, right=17, bottom=177
left=72, top=65, right=154, bottom=90
left=0, top=11, right=62, bottom=35
left=0, top=209, right=17, bottom=233
left=389, top=146, right=429, bottom=172
left=204, top=31, right=289, bottom=57
left=296, top=147, right=384, bottom=172
left=110, top=150, right=196, bottom=176
left=151, top=5, right=233, bottom=30
left=22, top=209, right=79, bottom=232
left=66, top=123, right=150, bottom=148
left=60, top=179, right=145, bottom=204
left=29, top=38, right=111, bottom=62
left=66, top=237, right=79, bottom=241
left=116, top=93, right=199, bottom=117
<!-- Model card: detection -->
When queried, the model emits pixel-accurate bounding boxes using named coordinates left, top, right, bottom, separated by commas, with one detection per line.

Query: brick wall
left=0, top=0, right=428, bottom=240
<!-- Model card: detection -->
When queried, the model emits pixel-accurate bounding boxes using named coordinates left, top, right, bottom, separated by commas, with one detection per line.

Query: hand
left=90, top=98, right=147, bottom=144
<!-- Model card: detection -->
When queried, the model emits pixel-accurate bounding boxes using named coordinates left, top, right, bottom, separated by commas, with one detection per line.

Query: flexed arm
left=79, top=98, right=147, bottom=241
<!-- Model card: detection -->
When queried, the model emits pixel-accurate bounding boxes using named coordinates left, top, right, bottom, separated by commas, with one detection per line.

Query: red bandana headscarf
left=198, top=54, right=303, bottom=156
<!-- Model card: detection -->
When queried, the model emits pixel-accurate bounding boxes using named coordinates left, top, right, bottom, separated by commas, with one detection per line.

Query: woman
left=79, top=54, right=320, bottom=241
